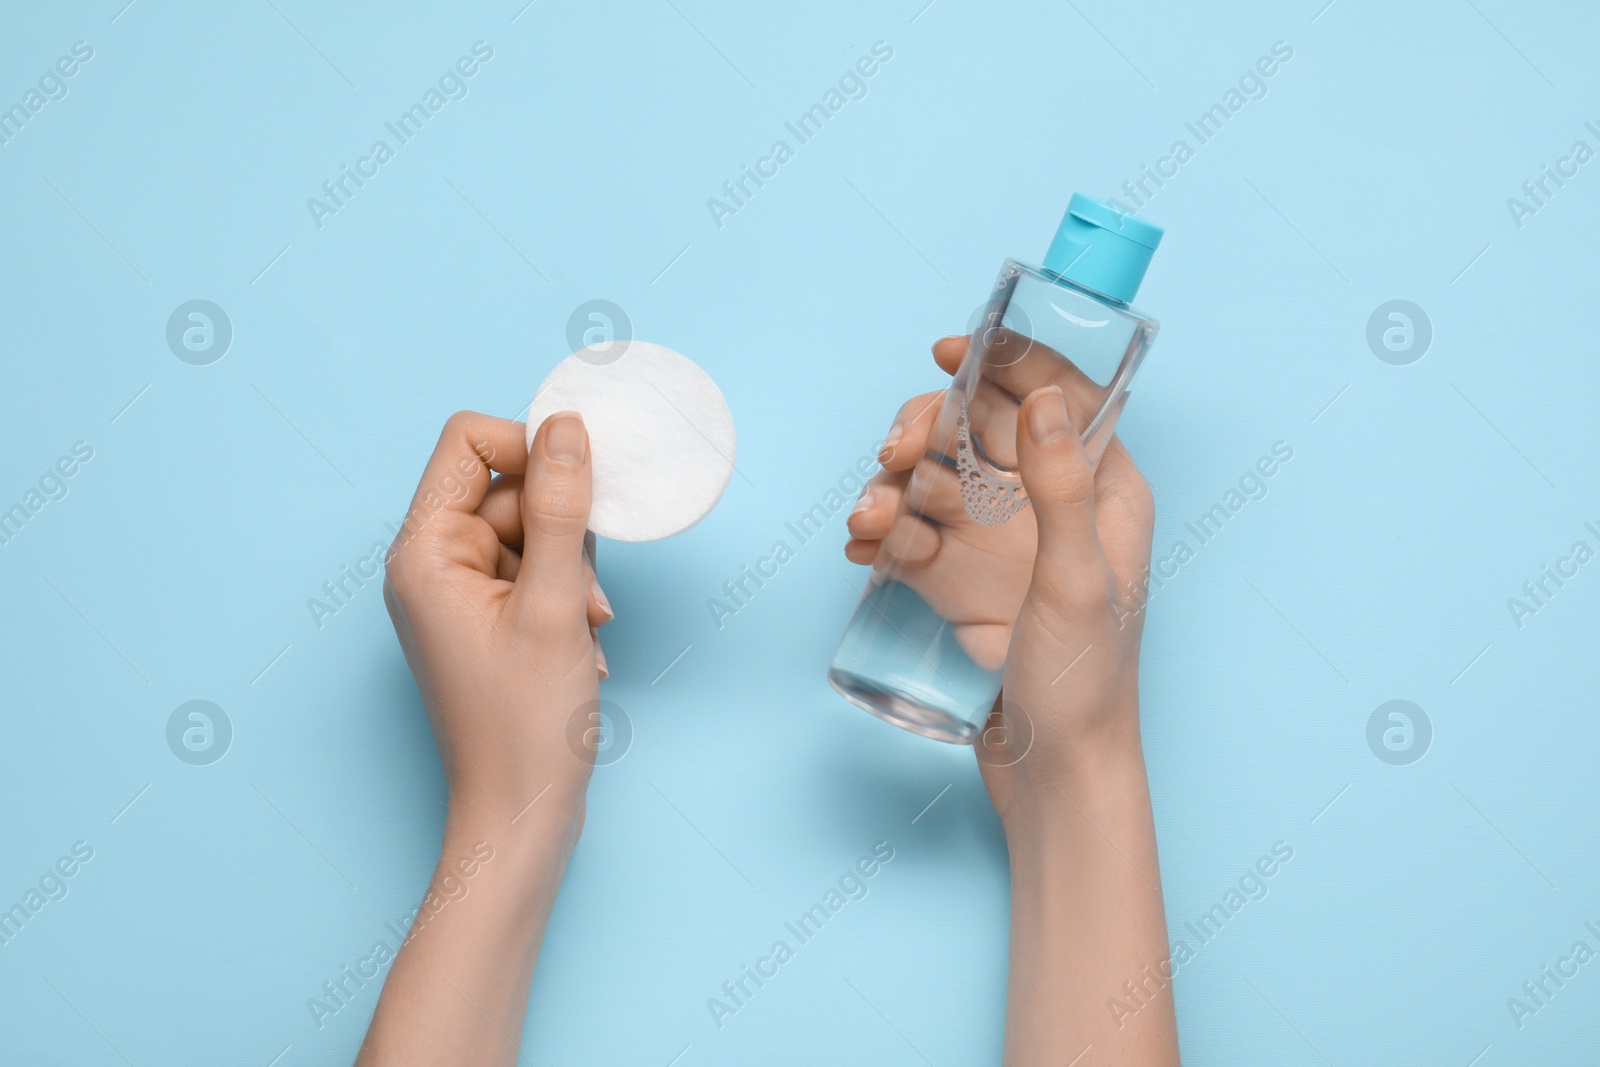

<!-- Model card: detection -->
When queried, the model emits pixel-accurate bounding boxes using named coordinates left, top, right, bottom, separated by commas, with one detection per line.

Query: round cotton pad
left=525, top=340, right=736, bottom=542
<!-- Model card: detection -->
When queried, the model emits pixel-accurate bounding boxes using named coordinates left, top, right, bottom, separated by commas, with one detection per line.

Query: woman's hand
left=383, top=409, right=613, bottom=830
left=845, top=338, right=1176, bottom=1064
left=360, top=409, right=614, bottom=1067
left=845, top=336, right=1154, bottom=805
left=982, top=366, right=1154, bottom=820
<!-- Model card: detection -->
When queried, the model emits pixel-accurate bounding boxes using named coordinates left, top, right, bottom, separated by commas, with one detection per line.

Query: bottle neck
left=1033, top=263, right=1132, bottom=309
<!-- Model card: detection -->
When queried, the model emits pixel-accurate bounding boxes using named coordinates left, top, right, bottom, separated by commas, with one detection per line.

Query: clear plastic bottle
left=829, top=194, right=1164, bottom=743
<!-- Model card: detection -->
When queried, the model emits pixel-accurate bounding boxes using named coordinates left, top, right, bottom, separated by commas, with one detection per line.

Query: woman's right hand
left=844, top=336, right=1156, bottom=818
left=847, top=337, right=1174, bottom=1064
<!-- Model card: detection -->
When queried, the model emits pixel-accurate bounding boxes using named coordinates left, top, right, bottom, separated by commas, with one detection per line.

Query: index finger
left=933, top=333, right=1109, bottom=473
left=936, top=332, right=1103, bottom=414
left=402, top=411, right=529, bottom=527
left=880, top=389, right=945, bottom=472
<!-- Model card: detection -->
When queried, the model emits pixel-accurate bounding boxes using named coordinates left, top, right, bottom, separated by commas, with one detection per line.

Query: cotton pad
left=525, top=340, right=736, bottom=542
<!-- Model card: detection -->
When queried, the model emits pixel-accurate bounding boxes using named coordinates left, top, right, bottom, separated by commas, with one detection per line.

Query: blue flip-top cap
left=1042, top=193, right=1163, bottom=304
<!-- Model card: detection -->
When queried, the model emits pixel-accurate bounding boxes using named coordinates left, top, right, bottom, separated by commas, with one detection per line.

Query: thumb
left=511, top=411, right=593, bottom=620
left=1017, top=386, right=1106, bottom=601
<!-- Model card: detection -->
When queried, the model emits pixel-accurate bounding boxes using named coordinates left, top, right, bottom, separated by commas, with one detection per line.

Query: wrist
left=997, top=716, right=1149, bottom=848
left=444, top=789, right=584, bottom=877
left=389, top=810, right=575, bottom=974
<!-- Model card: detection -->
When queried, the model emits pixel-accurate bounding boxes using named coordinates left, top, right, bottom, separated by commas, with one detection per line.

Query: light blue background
left=2, top=0, right=1597, bottom=1063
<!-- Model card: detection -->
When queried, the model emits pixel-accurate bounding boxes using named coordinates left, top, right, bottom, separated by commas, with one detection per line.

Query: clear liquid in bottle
left=829, top=195, right=1163, bottom=743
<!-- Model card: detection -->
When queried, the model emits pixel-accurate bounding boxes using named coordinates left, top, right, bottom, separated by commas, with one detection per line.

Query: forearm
left=1001, top=718, right=1177, bottom=1065
left=357, top=805, right=580, bottom=1066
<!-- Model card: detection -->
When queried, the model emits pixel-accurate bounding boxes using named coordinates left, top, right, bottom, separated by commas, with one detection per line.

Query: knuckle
left=1103, top=472, right=1156, bottom=534
left=1075, top=570, right=1119, bottom=610
left=867, top=469, right=900, bottom=490
left=899, top=390, right=941, bottom=425
left=461, top=514, right=498, bottom=554
left=435, top=508, right=475, bottom=536
left=383, top=553, right=418, bottom=600
left=1033, top=561, right=1115, bottom=615
left=1119, top=471, right=1155, bottom=520
left=519, top=590, right=586, bottom=643
left=1052, top=462, right=1096, bottom=506
left=442, top=410, right=477, bottom=438
left=527, top=484, right=587, bottom=529
left=1132, top=478, right=1156, bottom=525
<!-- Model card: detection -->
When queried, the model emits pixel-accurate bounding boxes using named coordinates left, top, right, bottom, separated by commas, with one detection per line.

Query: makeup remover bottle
left=828, top=194, right=1164, bottom=743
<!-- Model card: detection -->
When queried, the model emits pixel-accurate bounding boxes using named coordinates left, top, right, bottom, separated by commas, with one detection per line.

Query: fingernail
left=544, top=412, right=587, bottom=463
left=851, top=490, right=875, bottom=516
left=1028, top=386, right=1072, bottom=445
left=878, top=425, right=902, bottom=462
left=595, top=644, right=609, bottom=679
left=590, top=574, right=613, bottom=621
left=934, top=334, right=964, bottom=349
